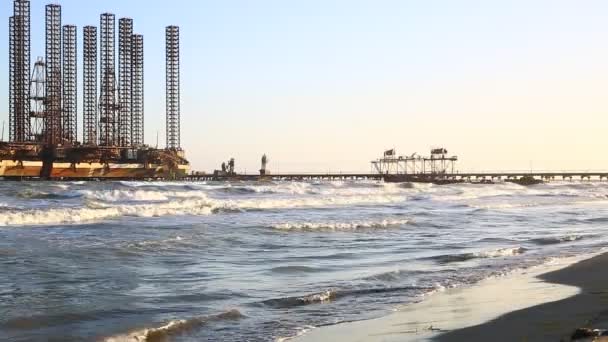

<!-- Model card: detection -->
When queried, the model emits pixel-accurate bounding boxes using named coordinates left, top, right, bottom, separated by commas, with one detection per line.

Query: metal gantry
left=131, top=34, right=144, bottom=146
left=83, top=25, right=97, bottom=145
left=165, top=26, right=180, bottom=150
left=371, top=148, right=458, bottom=176
left=62, top=25, right=77, bottom=143
left=11, top=0, right=31, bottom=143
left=99, top=13, right=118, bottom=147
left=45, top=4, right=62, bottom=145
left=118, top=18, right=133, bottom=147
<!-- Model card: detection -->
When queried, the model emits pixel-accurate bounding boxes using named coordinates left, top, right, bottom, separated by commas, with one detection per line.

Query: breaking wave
left=430, top=247, right=528, bottom=264
left=229, top=194, right=407, bottom=211
left=530, top=235, right=590, bottom=245
left=80, top=189, right=211, bottom=202
left=260, top=286, right=429, bottom=309
left=216, top=182, right=315, bottom=195
left=271, top=218, right=411, bottom=232
left=82, top=190, right=171, bottom=202
left=126, top=236, right=188, bottom=250
left=0, top=199, right=214, bottom=226
left=360, top=269, right=429, bottom=283
left=17, top=189, right=82, bottom=200
left=0, top=191, right=409, bottom=226
left=103, top=309, right=244, bottom=342
left=216, top=186, right=260, bottom=195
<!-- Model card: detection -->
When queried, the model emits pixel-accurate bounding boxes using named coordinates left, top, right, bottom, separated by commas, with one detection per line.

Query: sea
left=1, top=180, right=607, bottom=341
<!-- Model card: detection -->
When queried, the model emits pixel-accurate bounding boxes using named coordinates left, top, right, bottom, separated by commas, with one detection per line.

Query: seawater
left=1, top=180, right=607, bottom=341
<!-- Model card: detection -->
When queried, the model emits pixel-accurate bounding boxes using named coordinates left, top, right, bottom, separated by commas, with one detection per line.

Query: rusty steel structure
left=99, top=13, right=118, bottom=147
left=10, top=0, right=31, bottom=143
left=83, top=25, right=97, bottom=145
left=118, top=18, right=133, bottom=147
left=166, top=26, right=180, bottom=150
left=45, top=4, right=62, bottom=145
left=2, top=1, right=189, bottom=180
left=132, top=34, right=144, bottom=146
left=62, top=24, right=76, bottom=143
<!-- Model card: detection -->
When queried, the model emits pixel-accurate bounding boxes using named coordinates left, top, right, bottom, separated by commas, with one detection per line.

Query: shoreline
left=435, top=251, right=608, bottom=341
left=293, top=252, right=607, bottom=342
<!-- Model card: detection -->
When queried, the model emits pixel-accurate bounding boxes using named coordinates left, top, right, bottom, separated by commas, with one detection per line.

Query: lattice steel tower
left=62, top=25, right=77, bottom=143
left=45, top=4, right=62, bottom=145
left=99, top=13, right=118, bottom=146
left=9, top=16, right=14, bottom=142
left=83, top=26, right=97, bottom=145
left=10, top=0, right=31, bottom=143
left=118, top=18, right=133, bottom=147
left=165, top=26, right=180, bottom=150
left=131, top=34, right=144, bottom=146
left=30, top=58, right=46, bottom=142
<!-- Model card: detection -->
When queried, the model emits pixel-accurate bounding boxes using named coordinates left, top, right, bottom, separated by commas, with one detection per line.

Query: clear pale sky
left=1, top=0, right=608, bottom=173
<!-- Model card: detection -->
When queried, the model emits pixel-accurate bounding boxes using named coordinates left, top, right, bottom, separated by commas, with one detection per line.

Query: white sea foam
left=0, top=199, right=213, bottom=226
left=127, top=236, right=186, bottom=249
left=431, top=185, right=526, bottom=202
left=275, top=326, right=316, bottom=342
left=226, top=194, right=407, bottom=211
left=81, top=189, right=170, bottom=202
left=80, top=189, right=212, bottom=202
left=249, top=182, right=313, bottom=195
left=19, top=179, right=607, bottom=228
left=12, top=177, right=605, bottom=228
left=272, top=218, right=411, bottom=232
left=469, top=197, right=608, bottom=210
left=312, top=182, right=412, bottom=197
left=299, top=290, right=336, bottom=304
left=433, top=247, right=528, bottom=264
left=0, top=190, right=409, bottom=226
left=217, top=181, right=411, bottom=197
left=475, top=246, right=527, bottom=258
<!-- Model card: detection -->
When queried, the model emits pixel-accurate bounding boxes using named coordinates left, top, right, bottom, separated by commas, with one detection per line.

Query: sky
left=1, top=0, right=608, bottom=173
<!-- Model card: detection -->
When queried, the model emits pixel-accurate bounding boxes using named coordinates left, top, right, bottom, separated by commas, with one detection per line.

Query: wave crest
left=260, top=286, right=428, bottom=309
left=430, top=247, right=527, bottom=264
left=216, top=182, right=314, bottom=195
left=103, top=309, right=244, bottom=342
left=0, top=192, right=408, bottom=226
left=270, top=218, right=411, bottom=232
left=81, top=189, right=211, bottom=202
left=17, top=189, right=82, bottom=200
left=531, top=235, right=588, bottom=245
left=126, top=236, right=188, bottom=250
left=0, top=199, right=213, bottom=226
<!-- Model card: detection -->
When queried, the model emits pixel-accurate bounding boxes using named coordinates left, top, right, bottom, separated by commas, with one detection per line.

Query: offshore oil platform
left=5, top=0, right=189, bottom=179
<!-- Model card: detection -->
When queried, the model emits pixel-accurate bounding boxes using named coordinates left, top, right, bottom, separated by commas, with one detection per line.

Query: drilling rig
left=5, top=0, right=189, bottom=179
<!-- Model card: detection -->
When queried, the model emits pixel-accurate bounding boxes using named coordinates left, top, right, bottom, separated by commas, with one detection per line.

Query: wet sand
left=436, top=252, right=608, bottom=342
left=295, top=253, right=608, bottom=342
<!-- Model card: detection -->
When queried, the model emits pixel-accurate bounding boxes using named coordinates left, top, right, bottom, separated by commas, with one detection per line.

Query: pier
left=183, top=148, right=608, bottom=184
left=182, top=171, right=608, bottom=183
left=0, top=147, right=605, bottom=183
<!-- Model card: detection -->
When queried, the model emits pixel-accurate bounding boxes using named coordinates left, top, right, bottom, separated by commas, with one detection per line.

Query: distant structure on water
left=260, top=154, right=269, bottom=176
left=5, top=0, right=189, bottom=179
left=372, top=148, right=458, bottom=176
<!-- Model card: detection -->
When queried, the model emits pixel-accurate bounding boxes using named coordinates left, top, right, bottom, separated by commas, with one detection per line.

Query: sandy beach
left=295, top=252, right=608, bottom=342
left=437, top=252, right=608, bottom=342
